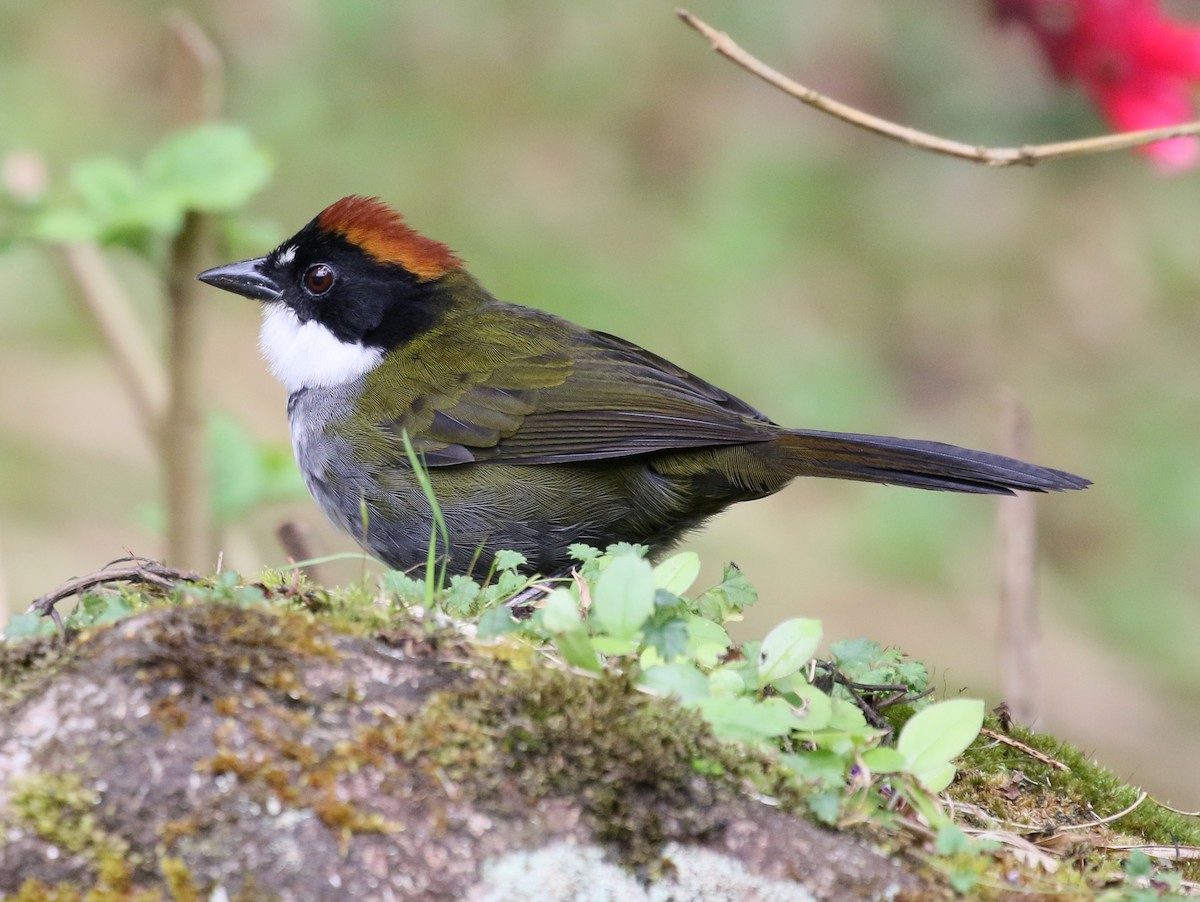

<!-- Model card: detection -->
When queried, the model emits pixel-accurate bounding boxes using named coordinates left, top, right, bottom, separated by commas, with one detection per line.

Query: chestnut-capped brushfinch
left=199, top=196, right=1087, bottom=577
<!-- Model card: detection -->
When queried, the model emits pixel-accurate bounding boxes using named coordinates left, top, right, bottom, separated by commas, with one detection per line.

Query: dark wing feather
left=379, top=322, right=777, bottom=467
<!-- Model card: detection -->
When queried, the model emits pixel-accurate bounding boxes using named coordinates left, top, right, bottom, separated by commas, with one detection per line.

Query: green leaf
left=861, top=747, right=907, bottom=775
left=830, top=637, right=881, bottom=670
left=144, top=123, right=272, bottom=213
left=208, top=415, right=265, bottom=522
left=539, top=587, right=581, bottom=633
left=805, top=791, right=842, bottom=825
left=756, top=617, right=822, bottom=687
left=605, top=542, right=649, bottom=560
left=476, top=604, right=520, bottom=639
left=92, top=594, right=134, bottom=625
left=207, top=415, right=308, bottom=524
left=3, top=612, right=56, bottom=640
left=641, top=615, right=689, bottom=661
left=568, top=544, right=602, bottom=563
left=786, top=681, right=833, bottom=730
left=492, top=567, right=528, bottom=599
left=934, top=823, right=971, bottom=856
left=492, top=549, right=527, bottom=573
left=694, top=563, right=756, bottom=621
left=915, top=763, right=957, bottom=794
left=554, top=629, right=602, bottom=672
left=800, top=700, right=883, bottom=754
left=74, top=156, right=181, bottom=239
left=948, top=870, right=978, bottom=896
left=590, top=552, right=655, bottom=641
left=895, top=659, right=929, bottom=692
left=38, top=156, right=181, bottom=245
left=639, top=662, right=709, bottom=703
left=32, top=208, right=101, bottom=243
left=693, top=696, right=802, bottom=744
left=382, top=570, right=425, bottom=601
left=780, top=749, right=846, bottom=790
left=589, top=635, right=638, bottom=656
left=826, top=698, right=869, bottom=732
left=706, top=666, right=747, bottom=698
left=71, top=157, right=143, bottom=219
left=684, top=615, right=731, bottom=668
left=896, top=697, right=984, bottom=790
left=442, top=575, right=481, bottom=616
left=652, top=551, right=700, bottom=596
left=1124, top=848, right=1153, bottom=879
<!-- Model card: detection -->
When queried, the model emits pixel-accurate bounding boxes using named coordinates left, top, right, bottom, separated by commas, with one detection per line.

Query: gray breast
left=286, top=381, right=370, bottom=535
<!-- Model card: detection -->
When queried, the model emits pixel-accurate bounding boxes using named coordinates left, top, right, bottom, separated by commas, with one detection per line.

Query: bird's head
left=198, top=196, right=465, bottom=393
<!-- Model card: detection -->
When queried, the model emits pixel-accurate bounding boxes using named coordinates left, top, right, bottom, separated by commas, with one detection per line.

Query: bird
left=198, top=195, right=1088, bottom=579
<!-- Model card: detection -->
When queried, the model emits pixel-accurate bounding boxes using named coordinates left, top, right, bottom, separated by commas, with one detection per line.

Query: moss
left=396, top=666, right=772, bottom=876
left=9, top=773, right=127, bottom=862
left=6, top=880, right=86, bottom=902
left=6, top=571, right=1185, bottom=898
left=117, top=602, right=341, bottom=703
left=2, top=773, right=167, bottom=901
left=0, top=632, right=79, bottom=707
left=158, top=855, right=199, bottom=902
left=954, top=715, right=1200, bottom=886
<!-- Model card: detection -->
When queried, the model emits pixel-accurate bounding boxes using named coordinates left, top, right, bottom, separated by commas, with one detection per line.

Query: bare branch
left=27, top=556, right=201, bottom=618
left=676, top=9, right=1200, bottom=167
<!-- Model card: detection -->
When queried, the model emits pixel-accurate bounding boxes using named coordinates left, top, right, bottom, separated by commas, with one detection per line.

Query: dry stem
left=997, top=390, right=1038, bottom=724
left=27, top=556, right=200, bottom=618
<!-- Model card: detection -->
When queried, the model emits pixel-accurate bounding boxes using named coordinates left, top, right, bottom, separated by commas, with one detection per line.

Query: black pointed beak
left=197, top=257, right=283, bottom=302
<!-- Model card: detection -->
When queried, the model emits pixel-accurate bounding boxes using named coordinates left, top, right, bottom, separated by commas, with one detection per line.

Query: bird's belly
left=287, top=388, right=733, bottom=576
left=306, top=455, right=704, bottom=576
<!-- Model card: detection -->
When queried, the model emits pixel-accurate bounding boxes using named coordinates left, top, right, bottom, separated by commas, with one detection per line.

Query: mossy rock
left=0, top=601, right=926, bottom=901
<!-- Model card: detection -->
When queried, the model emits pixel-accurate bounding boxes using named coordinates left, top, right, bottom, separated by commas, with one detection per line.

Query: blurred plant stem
left=56, top=243, right=167, bottom=432
left=0, top=525, right=8, bottom=622
left=157, top=11, right=222, bottom=570
left=997, top=389, right=1038, bottom=725
left=49, top=12, right=223, bottom=570
left=164, top=210, right=212, bottom=570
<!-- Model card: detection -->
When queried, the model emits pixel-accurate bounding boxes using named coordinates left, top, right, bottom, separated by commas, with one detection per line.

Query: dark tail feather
left=778, top=429, right=1090, bottom=496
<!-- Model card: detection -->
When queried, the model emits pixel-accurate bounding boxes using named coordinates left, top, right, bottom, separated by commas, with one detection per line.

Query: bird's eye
left=303, top=263, right=335, bottom=295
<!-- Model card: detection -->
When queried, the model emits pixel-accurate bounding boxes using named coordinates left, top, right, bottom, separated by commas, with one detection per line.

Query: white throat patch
left=259, top=303, right=383, bottom=393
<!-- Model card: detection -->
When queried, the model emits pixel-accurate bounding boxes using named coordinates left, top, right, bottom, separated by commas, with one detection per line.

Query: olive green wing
left=374, top=321, right=777, bottom=468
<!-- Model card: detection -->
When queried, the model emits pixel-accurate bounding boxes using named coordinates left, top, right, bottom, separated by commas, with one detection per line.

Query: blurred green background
left=2, top=0, right=1198, bottom=803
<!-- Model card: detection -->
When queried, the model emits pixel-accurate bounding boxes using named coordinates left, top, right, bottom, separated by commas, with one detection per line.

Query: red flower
left=994, top=0, right=1200, bottom=171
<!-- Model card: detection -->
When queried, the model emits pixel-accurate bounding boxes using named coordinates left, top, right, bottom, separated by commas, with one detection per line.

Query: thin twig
left=1059, top=791, right=1149, bottom=831
left=1103, top=843, right=1200, bottom=861
left=1151, top=799, right=1200, bottom=818
left=27, top=556, right=201, bottom=618
left=979, top=727, right=1071, bottom=772
left=676, top=9, right=1200, bottom=167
